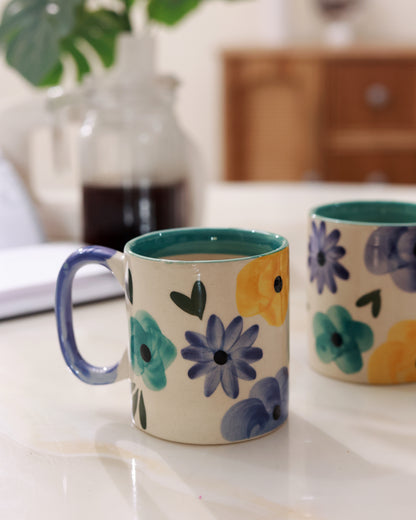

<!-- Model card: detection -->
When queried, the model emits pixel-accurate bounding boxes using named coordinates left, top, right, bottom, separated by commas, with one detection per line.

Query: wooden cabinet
left=223, top=48, right=416, bottom=183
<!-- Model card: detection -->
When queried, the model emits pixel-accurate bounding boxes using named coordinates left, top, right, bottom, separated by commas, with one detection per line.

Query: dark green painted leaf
left=132, top=388, right=139, bottom=417
left=356, top=289, right=381, bottom=318
left=170, top=280, right=206, bottom=319
left=147, top=0, right=202, bottom=26
left=139, top=391, right=147, bottom=430
left=191, top=280, right=206, bottom=319
left=126, top=269, right=133, bottom=304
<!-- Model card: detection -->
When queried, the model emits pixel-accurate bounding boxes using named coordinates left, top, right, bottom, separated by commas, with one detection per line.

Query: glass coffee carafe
left=78, top=33, right=200, bottom=250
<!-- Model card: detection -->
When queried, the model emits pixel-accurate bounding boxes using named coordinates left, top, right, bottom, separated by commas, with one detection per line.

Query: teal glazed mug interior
left=307, top=200, right=416, bottom=384
left=56, top=228, right=290, bottom=444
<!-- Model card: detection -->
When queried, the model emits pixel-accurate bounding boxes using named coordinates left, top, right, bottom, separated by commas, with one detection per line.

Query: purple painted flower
left=221, top=367, right=289, bottom=442
left=308, top=221, right=349, bottom=294
left=181, top=315, right=263, bottom=399
left=365, top=226, right=416, bottom=292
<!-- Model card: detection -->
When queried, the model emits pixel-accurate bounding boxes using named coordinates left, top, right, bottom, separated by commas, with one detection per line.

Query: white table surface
left=1, top=181, right=416, bottom=520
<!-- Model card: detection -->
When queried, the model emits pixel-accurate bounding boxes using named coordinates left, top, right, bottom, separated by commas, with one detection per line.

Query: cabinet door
left=223, top=56, right=322, bottom=181
left=326, top=60, right=416, bottom=130
left=325, top=150, right=416, bottom=183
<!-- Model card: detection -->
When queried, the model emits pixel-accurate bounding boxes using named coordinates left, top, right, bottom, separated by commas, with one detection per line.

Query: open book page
left=0, top=242, right=123, bottom=319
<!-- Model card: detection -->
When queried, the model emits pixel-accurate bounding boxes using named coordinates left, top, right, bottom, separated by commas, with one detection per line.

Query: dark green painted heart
left=139, top=390, right=147, bottom=430
left=356, top=289, right=381, bottom=318
left=170, top=281, right=206, bottom=320
left=132, top=386, right=147, bottom=430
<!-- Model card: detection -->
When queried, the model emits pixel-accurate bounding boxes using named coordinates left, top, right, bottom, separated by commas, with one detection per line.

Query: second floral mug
left=56, top=228, right=289, bottom=444
left=308, top=200, right=416, bottom=384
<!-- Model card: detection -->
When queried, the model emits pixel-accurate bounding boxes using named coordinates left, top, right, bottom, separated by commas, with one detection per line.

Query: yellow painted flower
left=236, top=250, right=289, bottom=327
left=368, top=320, right=416, bottom=384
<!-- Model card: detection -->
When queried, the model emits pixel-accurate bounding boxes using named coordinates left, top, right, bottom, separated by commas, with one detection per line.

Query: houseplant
left=0, top=0, right=244, bottom=247
left=0, top=0, right=242, bottom=87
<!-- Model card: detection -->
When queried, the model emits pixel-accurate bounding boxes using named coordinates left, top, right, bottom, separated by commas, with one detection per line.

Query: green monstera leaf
left=146, top=0, right=243, bottom=26
left=0, top=0, right=130, bottom=86
left=0, top=0, right=245, bottom=85
left=0, top=0, right=81, bottom=85
left=68, top=8, right=131, bottom=69
left=147, top=0, right=202, bottom=26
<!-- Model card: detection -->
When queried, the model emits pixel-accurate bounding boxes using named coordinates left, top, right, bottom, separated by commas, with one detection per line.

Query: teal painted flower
left=313, top=305, right=373, bottom=374
left=130, top=311, right=177, bottom=390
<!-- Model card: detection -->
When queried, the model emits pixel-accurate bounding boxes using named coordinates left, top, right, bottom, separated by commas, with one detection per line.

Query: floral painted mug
left=56, top=228, right=289, bottom=444
left=308, top=200, right=416, bottom=384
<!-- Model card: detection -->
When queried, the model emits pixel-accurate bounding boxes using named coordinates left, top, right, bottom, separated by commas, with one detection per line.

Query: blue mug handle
left=55, top=246, right=128, bottom=385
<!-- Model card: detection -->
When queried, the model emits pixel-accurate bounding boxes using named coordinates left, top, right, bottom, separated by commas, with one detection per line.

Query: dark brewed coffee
left=83, top=181, right=188, bottom=250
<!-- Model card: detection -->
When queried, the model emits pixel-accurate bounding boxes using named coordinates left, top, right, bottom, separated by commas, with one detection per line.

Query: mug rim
left=310, top=200, right=416, bottom=226
left=124, top=227, right=288, bottom=263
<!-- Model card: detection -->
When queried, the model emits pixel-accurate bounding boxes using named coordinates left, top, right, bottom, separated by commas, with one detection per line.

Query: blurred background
left=3, top=0, right=416, bottom=180
left=2, top=0, right=416, bottom=246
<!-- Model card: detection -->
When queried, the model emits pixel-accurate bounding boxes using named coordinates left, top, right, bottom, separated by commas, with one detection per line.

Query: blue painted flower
left=308, top=221, right=349, bottom=294
left=313, top=305, right=373, bottom=374
left=130, top=311, right=177, bottom=391
left=365, top=226, right=416, bottom=292
left=221, top=367, right=288, bottom=442
left=181, top=315, right=263, bottom=399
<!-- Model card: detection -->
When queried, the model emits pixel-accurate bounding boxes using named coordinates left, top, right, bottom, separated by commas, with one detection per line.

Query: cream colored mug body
left=307, top=201, right=416, bottom=384
left=56, top=228, right=290, bottom=444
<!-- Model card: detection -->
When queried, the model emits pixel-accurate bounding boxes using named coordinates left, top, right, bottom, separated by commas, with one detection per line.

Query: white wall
left=154, top=0, right=416, bottom=180
left=1, top=0, right=416, bottom=185
left=290, top=0, right=416, bottom=44
left=153, top=0, right=263, bottom=182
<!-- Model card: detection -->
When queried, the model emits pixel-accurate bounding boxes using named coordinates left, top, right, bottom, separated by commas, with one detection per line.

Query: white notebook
left=0, top=242, right=123, bottom=320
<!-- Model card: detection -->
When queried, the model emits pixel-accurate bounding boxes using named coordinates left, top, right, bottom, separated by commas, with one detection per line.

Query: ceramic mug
left=56, top=228, right=290, bottom=444
left=307, top=200, right=416, bottom=384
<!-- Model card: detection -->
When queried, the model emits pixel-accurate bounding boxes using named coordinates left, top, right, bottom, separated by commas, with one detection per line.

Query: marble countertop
left=1, top=181, right=416, bottom=519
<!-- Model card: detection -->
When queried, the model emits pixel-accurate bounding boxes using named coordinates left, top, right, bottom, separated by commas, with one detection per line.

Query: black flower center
left=140, top=343, right=152, bottom=363
left=331, top=332, right=343, bottom=347
left=273, top=404, right=281, bottom=421
left=274, top=276, right=283, bottom=293
left=214, top=350, right=228, bottom=365
left=317, top=251, right=326, bottom=266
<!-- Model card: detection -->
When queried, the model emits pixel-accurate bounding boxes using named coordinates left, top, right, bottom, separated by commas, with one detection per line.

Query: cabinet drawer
left=325, top=151, right=416, bottom=183
left=326, top=61, right=416, bottom=130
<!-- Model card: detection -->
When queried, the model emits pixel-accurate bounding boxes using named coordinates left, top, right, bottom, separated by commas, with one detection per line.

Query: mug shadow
left=94, top=413, right=388, bottom=520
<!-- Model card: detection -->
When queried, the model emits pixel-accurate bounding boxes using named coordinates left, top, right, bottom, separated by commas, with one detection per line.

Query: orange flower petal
left=387, top=320, right=416, bottom=344
left=368, top=320, right=416, bottom=384
left=236, top=249, right=289, bottom=327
